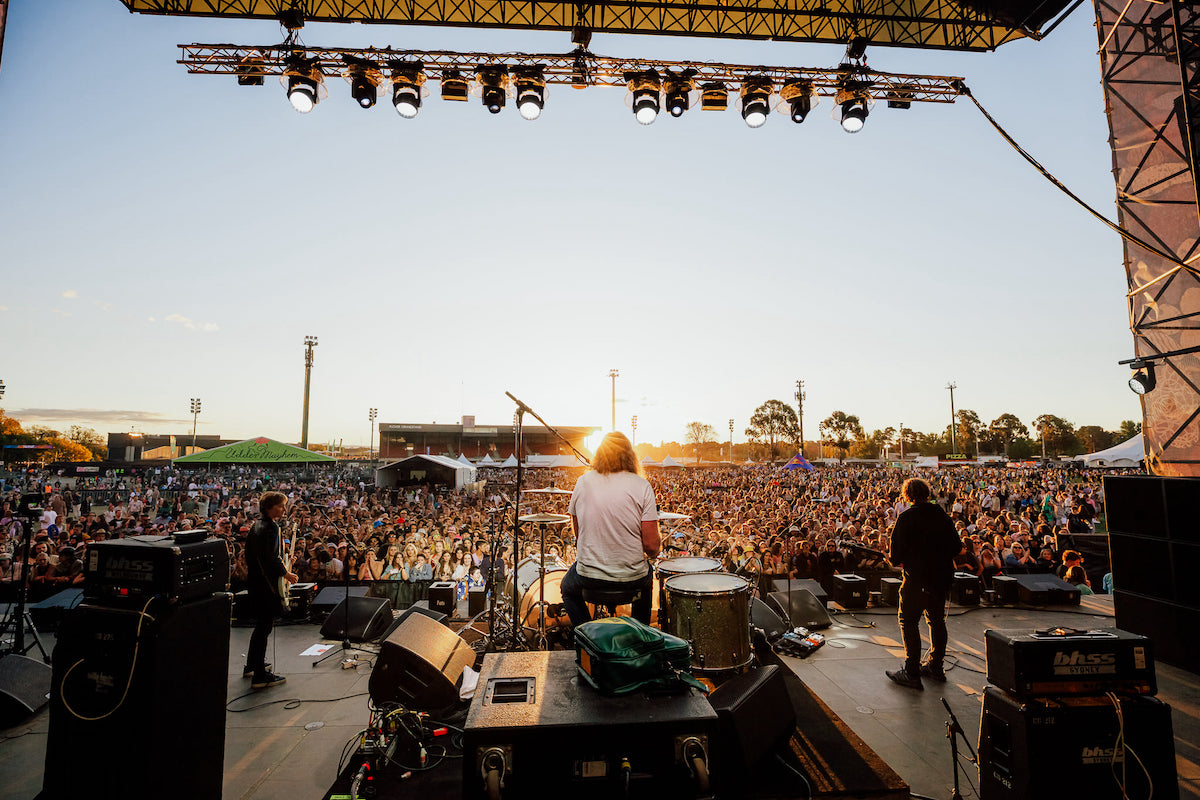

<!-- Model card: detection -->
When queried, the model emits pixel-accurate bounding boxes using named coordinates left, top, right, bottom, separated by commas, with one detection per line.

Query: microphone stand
left=941, top=697, right=977, bottom=800
left=313, top=531, right=375, bottom=668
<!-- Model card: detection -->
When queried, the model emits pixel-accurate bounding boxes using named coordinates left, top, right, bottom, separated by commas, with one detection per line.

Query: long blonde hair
left=591, top=432, right=641, bottom=476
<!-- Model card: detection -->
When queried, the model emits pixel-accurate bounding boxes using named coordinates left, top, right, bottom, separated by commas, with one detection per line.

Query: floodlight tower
left=190, top=398, right=202, bottom=454
left=608, top=369, right=619, bottom=431
left=301, top=336, right=318, bottom=449
left=369, top=408, right=378, bottom=460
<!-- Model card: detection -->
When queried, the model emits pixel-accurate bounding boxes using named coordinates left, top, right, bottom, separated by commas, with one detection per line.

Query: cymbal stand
left=0, top=513, right=51, bottom=663
left=941, top=697, right=977, bottom=800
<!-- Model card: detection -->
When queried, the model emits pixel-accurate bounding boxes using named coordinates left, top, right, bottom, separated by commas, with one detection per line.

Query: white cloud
left=0, top=306, right=8, bottom=312
left=164, top=313, right=219, bottom=332
left=61, top=289, right=78, bottom=299
left=51, top=308, right=70, bottom=317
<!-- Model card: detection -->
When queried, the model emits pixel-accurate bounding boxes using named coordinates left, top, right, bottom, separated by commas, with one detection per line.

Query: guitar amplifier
left=951, top=572, right=980, bottom=606
left=985, top=627, right=1156, bottom=698
left=84, top=532, right=229, bottom=603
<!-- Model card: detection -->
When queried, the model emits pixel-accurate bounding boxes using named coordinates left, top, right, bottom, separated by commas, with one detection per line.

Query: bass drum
left=506, top=555, right=568, bottom=597
left=665, top=572, right=753, bottom=673
left=517, top=570, right=570, bottom=632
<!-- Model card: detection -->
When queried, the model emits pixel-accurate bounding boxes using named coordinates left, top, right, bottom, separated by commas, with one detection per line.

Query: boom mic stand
left=0, top=501, right=51, bottom=663
left=941, top=697, right=977, bottom=800
left=313, top=532, right=376, bottom=668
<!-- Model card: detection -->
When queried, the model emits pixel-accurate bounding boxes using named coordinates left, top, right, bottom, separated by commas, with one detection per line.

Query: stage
left=2, top=594, right=1197, bottom=799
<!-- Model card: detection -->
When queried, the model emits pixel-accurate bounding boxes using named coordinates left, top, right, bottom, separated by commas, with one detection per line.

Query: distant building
left=379, top=417, right=598, bottom=461
left=106, top=433, right=228, bottom=463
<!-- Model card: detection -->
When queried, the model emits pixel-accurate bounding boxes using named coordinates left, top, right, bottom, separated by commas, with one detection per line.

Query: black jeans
left=247, top=597, right=277, bottom=677
left=560, top=563, right=653, bottom=628
left=897, top=579, right=948, bottom=675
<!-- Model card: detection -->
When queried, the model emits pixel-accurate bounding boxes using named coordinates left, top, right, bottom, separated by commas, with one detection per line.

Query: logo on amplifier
left=1052, top=650, right=1117, bottom=675
left=1081, top=745, right=1123, bottom=765
left=101, top=556, right=157, bottom=582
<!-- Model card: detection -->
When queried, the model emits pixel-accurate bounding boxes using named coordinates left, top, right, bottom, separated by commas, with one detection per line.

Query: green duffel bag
left=574, top=616, right=708, bottom=695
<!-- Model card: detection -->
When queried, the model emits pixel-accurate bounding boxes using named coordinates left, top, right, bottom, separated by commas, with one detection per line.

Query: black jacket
left=245, top=517, right=285, bottom=602
left=890, top=502, right=960, bottom=591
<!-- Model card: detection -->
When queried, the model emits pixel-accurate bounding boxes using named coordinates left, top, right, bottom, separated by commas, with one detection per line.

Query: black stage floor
left=2, top=594, right=1198, bottom=800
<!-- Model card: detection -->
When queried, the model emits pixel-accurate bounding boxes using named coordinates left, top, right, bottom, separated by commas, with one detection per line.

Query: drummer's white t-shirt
left=569, top=470, right=658, bottom=583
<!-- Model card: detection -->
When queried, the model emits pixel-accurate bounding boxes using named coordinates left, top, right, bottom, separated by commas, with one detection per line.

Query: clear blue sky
left=0, top=1, right=1140, bottom=450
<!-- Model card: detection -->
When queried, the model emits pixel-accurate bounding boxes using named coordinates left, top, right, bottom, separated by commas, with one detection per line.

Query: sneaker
left=919, top=662, right=947, bottom=682
left=886, top=668, right=924, bottom=690
left=251, top=672, right=286, bottom=690
left=243, top=663, right=271, bottom=678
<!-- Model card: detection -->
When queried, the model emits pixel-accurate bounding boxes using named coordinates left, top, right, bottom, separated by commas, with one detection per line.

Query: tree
left=819, top=411, right=864, bottom=461
left=684, top=421, right=720, bottom=464
left=745, top=400, right=800, bottom=461
left=66, top=425, right=106, bottom=461
left=988, top=413, right=1029, bottom=456
left=850, top=427, right=895, bottom=459
left=1032, top=414, right=1080, bottom=457
left=956, top=409, right=982, bottom=455
left=1117, top=419, right=1142, bottom=441
left=1076, top=425, right=1113, bottom=454
left=43, top=437, right=92, bottom=463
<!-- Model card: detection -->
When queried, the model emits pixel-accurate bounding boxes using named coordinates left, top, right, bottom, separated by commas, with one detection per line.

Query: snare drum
left=664, top=572, right=753, bottom=673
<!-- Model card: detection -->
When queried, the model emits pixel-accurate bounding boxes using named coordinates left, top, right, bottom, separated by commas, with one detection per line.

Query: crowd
left=0, top=460, right=1123, bottom=608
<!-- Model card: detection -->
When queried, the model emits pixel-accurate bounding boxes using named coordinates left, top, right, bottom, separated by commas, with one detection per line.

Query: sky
left=0, top=1, right=1142, bottom=452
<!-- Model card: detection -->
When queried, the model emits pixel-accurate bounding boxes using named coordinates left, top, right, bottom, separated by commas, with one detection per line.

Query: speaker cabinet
left=880, top=577, right=901, bottom=606
left=766, top=589, right=831, bottom=630
left=1103, top=475, right=1167, bottom=537
left=978, top=686, right=1177, bottom=800
left=468, top=588, right=486, bottom=616
left=319, top=595, right=393, bottom=642
left=41, top=594, right=230, bottom=800
left=992, top=575, right=1020, bottom=605
left=369, top=612, right=476, bottom=709
left=951, top=572, right=980, bottom=606
left=832, top=574, right=867, bottom=609
left=0, top=654, right=52, bottom=727
left=707, top=665, right=796, bottom=793
left=1114, top=590, right=1200, bottom=674
left=749, top=597, right=788, bottom=641
left=429, top=581, right=456, bottom=615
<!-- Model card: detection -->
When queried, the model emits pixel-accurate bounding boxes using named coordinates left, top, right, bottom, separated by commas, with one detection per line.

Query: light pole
left=189, top=398, right=201, bottom=454
left=946, top=381, right=958, bottom=453
left=899, top=423, right=905, bottom=461
left=369, top=408, right=378, bottom=461
left=729, top=418, right=734, bottom=463
left=301, top=335, right=318, bottom=449
left=631, top=415, right=638, bottom=447
left=608, top=369, right=619, bottom=431
left=794, top=380, right=805, bottom=457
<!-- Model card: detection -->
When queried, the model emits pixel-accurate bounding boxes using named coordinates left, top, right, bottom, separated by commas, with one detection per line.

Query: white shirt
left=569, top=470, right=657, bottom=583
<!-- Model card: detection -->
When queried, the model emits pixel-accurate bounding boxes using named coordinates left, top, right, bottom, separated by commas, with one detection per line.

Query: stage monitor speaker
left=41, top=594, right=230, bottom=800
left=1012, top=573, right=1081, bottom=606
left=29, top=588, right=84, bottom=632
left=429, top=581, right=456, bottom=615
left=773, top=578, right=827, bottom=606
left=766, top=589, right=832, bottom=630
left=832, top=574, right=868, bottom=609
left=978, top=685, right=1177, bottom=800
left=378, top=600, right=449, bottom=641
left=319, top=596, right=393, bottom=642
left=0, top=654, right=52, bottom=727
left=468, top=588, right=486, bottom=616
left=370, top=612, right=475, bottom=710
left=312, top=584, right=369, bottom=613
left=707, top=665, right=796, bottom=792
left=750, top=597, right=788, bottom=641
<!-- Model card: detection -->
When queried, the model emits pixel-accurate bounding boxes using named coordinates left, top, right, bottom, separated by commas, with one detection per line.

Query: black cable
left=773, top=751, right=814, bottom=800
left=227, top=690, right=371, bottom=712
left=960, top=82, right=1198, bottom=273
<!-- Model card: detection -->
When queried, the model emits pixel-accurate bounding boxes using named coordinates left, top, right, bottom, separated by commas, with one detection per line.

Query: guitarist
left=245, top=491, right=297, bottom=689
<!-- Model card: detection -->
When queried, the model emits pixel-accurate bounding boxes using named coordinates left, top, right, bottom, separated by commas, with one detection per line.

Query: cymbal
left=521, top=487, right=573, bottom=495
left=519, top=513, right=572, bottom=524
left=657, top=511, right=692, bottom=521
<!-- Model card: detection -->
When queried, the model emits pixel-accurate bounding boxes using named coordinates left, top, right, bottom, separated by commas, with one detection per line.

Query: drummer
left=560, top=431, right=660, bottom=628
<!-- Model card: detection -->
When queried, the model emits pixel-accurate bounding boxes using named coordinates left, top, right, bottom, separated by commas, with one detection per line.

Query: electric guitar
left=277, top=519, right=296, bottom=610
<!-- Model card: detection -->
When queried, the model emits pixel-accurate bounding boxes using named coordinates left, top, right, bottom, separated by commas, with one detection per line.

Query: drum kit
left=460, top=491, right=757, bottom=677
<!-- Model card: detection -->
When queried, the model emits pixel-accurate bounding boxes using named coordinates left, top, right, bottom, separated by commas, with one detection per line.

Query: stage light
left=887, top=84, right=915, bottom=109
left=475, top=67, right=510, bottom=114
left=350, top=74, right=377, bottom=108
left=514, top=68, right=546, bottom=120
left=662, top=69, right=697, bottom=118
left=1128, top=361, right=1156, bottom=395
left=281, top=56, right=324, bottom=113
left=840, top=97, right=868, bottom=132
left=625, top=70, right=661, bottom=125
left=700, top=82, right=728, bottom=111
left=780, top=80, right=815, bottom=123
left=846, top=36, right=869, bottom=61
left=441, top=70, right=470, bottom=102
left=236, top=55, right=265, bottom=86
left=738, top=79, right=772, bottom=128
left=390, top=62, right=426, bottom=118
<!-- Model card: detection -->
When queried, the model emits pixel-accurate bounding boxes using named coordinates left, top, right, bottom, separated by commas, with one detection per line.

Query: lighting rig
left=179, top=42, right=965, bottom=129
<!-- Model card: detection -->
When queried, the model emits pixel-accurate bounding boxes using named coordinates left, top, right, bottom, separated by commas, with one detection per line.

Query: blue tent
left=783, top=453, right=815, bottom=471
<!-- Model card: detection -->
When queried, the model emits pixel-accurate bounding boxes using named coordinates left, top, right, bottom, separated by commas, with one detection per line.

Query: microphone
left=505, top=391, right=534, bottom=415
left=349, top=762, right=370, bottom=799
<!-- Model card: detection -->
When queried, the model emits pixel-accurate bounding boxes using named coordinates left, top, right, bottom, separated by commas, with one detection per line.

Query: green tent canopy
left=172, top=437, right=336, bottom=464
